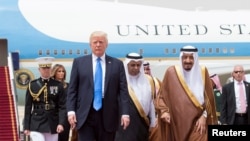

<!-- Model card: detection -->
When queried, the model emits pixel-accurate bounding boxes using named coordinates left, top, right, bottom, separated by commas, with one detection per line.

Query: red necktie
left=238, top=82, right=246, bottom=113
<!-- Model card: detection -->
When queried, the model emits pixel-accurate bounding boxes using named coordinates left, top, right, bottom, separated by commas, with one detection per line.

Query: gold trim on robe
left=145, top=74, right=155, bottom=99
left=128, top=86, right=150, bottom=126
left=174, top=65, right=204, bottom=110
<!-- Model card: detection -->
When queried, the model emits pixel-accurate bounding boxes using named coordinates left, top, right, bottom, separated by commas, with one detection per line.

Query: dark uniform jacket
left=23, top=77, right=66, bottom=134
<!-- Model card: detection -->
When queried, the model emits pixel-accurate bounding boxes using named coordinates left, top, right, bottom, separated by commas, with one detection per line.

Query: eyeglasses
left=234, top=71, right=243, bottom=74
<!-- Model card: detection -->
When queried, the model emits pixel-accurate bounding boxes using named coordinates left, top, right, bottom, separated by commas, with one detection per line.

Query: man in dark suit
left=220, top=65, right=250, bottom=125
left=67, top=31, right=130, bottom=141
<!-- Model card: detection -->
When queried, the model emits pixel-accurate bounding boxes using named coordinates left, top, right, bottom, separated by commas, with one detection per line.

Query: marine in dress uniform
left=23, top=57, right=66, bottom=141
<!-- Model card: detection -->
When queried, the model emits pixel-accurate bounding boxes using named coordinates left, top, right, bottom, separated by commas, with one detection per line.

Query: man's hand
left=56, top=124, right=64, bottom=133
left=195, top=115, right=207, bottom=134
left=160, top=112, right=170, bottom=123
left=23, top=130, right=30, bottom=136
left=121, top=116, right=130, bottom=130
left=68, top=114, right=77, bottom=129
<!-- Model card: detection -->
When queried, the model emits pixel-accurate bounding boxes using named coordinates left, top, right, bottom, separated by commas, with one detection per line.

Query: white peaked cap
left=35, top=56, right=55, bottom=68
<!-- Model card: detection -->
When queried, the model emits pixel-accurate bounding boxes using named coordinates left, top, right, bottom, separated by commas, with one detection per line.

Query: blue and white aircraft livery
left=1, top=0, right=250, bottom=105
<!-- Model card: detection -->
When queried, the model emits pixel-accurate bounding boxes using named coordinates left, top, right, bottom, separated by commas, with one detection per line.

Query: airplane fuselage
left=1, top=0, right=250, bottom=106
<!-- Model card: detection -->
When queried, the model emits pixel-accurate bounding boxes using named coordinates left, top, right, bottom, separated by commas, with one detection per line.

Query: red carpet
left=0, top=66, right=20, bottom=141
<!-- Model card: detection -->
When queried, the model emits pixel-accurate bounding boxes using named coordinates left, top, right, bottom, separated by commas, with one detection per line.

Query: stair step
left=0, top=66, right=20, bottom=140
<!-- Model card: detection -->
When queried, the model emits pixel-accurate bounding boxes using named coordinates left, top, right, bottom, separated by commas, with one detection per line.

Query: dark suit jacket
left=220, top=81, right=250, bottom=124
left=67, top=54, right=130, bottom=132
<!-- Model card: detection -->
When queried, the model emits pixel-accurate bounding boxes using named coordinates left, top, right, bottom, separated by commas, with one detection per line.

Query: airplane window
left=201, top=48, right=205, bottom=53
left=62, top=50, right=65, bottom=55
left=84, top=49, right=88, bottom=55
left=165, top=48, right=169, bottom=54
left=139, top=49, right=143, bottom=55
left=222, top=48, right=228, bottom=53
left=69, top=49, right=73, bottom=55
left=209, top=48, right=212, bottom=53
left=172, top=48, right=176, bottom=54
left=230, top=48, right=235, bottom=53
left=76, top=49, right=81, bottom=55
left=216, top=48, right=220, bottom=53
left=38, top=50, right=42, bottom=55
left=46, top=50, right=50, bottom=55
left=54, top=50, right=58, bottom=55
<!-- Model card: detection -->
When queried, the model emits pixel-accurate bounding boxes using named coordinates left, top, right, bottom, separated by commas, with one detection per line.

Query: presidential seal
left=15, top=69, right=34, bottom=89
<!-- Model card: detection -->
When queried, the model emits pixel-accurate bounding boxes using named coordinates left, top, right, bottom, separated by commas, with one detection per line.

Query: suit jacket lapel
left=244, top=82, right=249, bottom=104
left=104, top=55, right=112, bottom=93
left=230, top=82, right=237, bottom=109
left=86, top=55, right=94, bottom=87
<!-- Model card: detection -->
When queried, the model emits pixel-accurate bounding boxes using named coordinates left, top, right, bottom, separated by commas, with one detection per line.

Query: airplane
left=1, top=0, right=250, bottom=107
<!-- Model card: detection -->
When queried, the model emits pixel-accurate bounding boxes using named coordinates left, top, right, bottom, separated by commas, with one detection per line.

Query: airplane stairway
left=0, top=66, right=20, bottom=141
